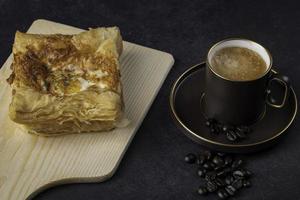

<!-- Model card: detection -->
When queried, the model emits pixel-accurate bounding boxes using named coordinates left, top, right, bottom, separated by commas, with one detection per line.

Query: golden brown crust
left=11, top=51, right=49, bottom=92
left=9, top=31, right=120, bottom=96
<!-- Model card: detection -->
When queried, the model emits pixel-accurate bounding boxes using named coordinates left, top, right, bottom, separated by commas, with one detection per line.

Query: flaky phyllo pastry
left=7, top=27, right=126, bottom=136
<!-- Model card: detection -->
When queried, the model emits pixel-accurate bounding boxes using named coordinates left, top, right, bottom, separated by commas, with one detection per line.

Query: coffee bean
left=226, top=130, right=238, bottom=141
left=217, top=189, right=229, bottom=199
left=244, top=169, right=252, bottom=177
left=211, top=162, right=216, bottom=168
left=205, top=171, right=217, bottom=181
left=217, top=167, right=231, bottom=177
left=233, top=170, right=246, bottom=179
left=205, top=118, right=252, bottom=142
left=184, top=153, right=197, bottom=164
left=198, top=186, right=208, bottom=195
left=197, top=168, right=207, bottom=177
left=206, top=181, right=218, bottom=192
left=206, top=118, right=216, bottom=127
left=205, top=120, right=212, bottom=127
left=237, top=169, right=252, bottom=177
left=197, top=154, right=206, bottom=165
left=224, top=156, right=233, bottom=166
left=236, top=126, right=252, bottom=134
left=225, top=175, right=234, bottom=185
left=222, top=125, right=229, bottom=132
left=213, top=156, right=225, bottom=166
left=202, top=162, right=210, bottom=169
left=203, top=162, right=214, bottom=170
left=224, top=167, right=232, bottom=174
left=214, top=165, right=225, bottom=171
left=203, top=150, right=213, bottom=160
left=232, top=179, right=243, bottom=189
left=210, top=127, right=218, bottom=134
left=243, top=180, right=252, bottom=188
left=235, top=129, right=246, bottom=138
left=232, top=159, right=243, bottom=169
left=216, top=170, right=225, bottom=177
left=184, top=150, right=254, bottom=199
left=215, top=124, right=223, bottom=133
left=215, top=178, right=226, bottom=187
left=217, top=152, right=226, bottom=157
left=216, top=170, right=226, bottom=177
left=225, top=185, right=236, bottom=196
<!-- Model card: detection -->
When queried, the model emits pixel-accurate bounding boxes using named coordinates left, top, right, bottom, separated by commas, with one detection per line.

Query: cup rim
left=206, top=38, right=273, bottom=82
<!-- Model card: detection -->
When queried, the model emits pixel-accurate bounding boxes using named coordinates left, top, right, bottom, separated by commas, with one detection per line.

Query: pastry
left=7, top=27, right=125, bottom=136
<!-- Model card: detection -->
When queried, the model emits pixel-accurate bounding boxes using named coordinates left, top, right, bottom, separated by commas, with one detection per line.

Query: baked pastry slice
left=7, top=27, right=125, bottom=136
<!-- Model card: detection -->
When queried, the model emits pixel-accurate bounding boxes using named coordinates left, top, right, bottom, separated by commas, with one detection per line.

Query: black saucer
left=170, top=63, right=297, bottom=153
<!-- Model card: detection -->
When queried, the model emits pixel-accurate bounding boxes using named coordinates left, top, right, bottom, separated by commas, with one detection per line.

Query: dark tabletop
left=1, top=0, right=300, bottom=199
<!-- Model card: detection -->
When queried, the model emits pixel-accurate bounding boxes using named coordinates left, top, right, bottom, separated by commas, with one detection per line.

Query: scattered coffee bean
left=225, top=175, right=234, bottom=185
left=226, top=130, right=238, bottom=141
left=217, top=170, right=226, bottom=177
left=235, top=129, right=246, bottom=139
left=225, top=185, right=236, bottom=196
left=197, top=154, right=206, bottom=165
left=217, top=152, right=226, bottom=157
left=232, top=179, right=243, bottom=189
left=237, top=126, right=251, bottom=134
left=222, top=125, right=229, bottom=132
left=243, top=180, right=252, bottom=188
left=213, top=156, right=225, bottom=166
left=198, top=186, right=208, bottom=195
left=215, top=123, right=223, bottom=132
left=184, top=153, right=197, bottom=164
left=205, top=118, right=252, bottom=142
left=210, top=127, right=217, bottom=134
left=203, top=161, right=214, bottom=170
left=215, top=178, right=226, bottom=187
left=217, top=167, right=231, bottom=177
left=203, top=150, right=213, bottom=160
left=217, top=189, right=229, bottom=199
left=232, top=159, right=243, bottom=169
left=224, top=167, right=232, bottom=174
left=205, top=171, right=217, bottom=181
left=206, top=181, right=218, bottom=192
left=202, top=162, right=210, bottom=169
left=197, top=168, right=207, bottom=177
left=211, top=162, right=217, bottom=168
left=205, top=120, right=212, bottom=127
left=233, top=170, right=245, bottom=179
left=214, top=165, right=225, bottom=171
left=244, top=169, right=252, bottom=177
left=184, top=150, right=253, bottom=199
left=224, top=156, right=233, bottom=166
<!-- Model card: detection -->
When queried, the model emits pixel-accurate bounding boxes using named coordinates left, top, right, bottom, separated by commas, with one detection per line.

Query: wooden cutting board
left=0, top=19, right=174, bottom=200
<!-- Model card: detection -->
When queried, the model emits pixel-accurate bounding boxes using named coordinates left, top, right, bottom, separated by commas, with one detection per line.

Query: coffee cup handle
left=266, top=70, right=290, bottom=108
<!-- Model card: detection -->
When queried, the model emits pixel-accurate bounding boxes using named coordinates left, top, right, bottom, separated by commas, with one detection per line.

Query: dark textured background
left=1, top=0, right=300, bottom=199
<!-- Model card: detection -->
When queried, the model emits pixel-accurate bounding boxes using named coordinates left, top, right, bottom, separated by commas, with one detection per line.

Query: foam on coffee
left=210, top=47, right=267, bottom=81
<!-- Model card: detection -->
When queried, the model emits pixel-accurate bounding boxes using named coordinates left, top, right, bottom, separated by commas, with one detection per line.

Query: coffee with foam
left=210, top=47, right=267, bottom=81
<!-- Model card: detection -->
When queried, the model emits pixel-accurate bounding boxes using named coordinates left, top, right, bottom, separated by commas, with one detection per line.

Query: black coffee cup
left=203, top=39, right=290, bottom=125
